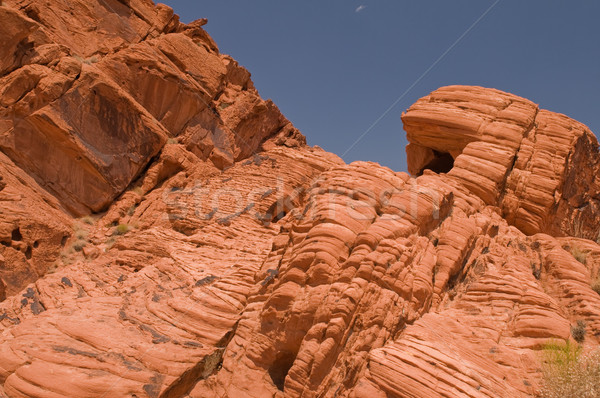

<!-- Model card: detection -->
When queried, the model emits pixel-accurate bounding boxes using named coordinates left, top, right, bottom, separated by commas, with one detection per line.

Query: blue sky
left=162, top=1, right=600, bottom=172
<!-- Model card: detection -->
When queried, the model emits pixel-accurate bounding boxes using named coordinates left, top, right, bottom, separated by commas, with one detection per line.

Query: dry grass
left=72, top=239, right=87, bottom=252
left=80, top=216, right=95, bottom=225
left=570, top=246, right=588, bottom=265
left=571, top=320, right=587, bottom=343
left=113, top=224, right=130, bottom=236
left=74, top=229, right=88, bottom=240
left=127, top=205, right=137, bottom=216
left=539, top=341, right=600, bottom=398
left=591, top=278, right=600, bottom=295
left=105, top=236, right=116, bottom=250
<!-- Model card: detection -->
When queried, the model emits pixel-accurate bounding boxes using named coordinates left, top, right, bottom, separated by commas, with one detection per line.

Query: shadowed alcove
left=417, top=150, right=455, bottom=176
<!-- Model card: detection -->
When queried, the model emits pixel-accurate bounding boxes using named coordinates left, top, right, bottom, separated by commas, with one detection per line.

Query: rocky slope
left=1, top=1, right=600, bottom=397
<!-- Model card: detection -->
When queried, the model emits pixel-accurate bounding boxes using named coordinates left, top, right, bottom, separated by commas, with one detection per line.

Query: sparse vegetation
left=74, top=55, right=99, bottom=64
left=133, top=186, right=144, bottom=196
left=591, top=277, right=600, bottom=295
left=81, top=216, right=95, bottom=225
left=72, top=239, right=87, bottom=252
left=74, top=228, right=88, bottom=240
left=104, top=237, right=116, bottom=251
left=531, top=261, right=541, bottom=280
left=59, top=251, right=73, bottom=266
left=571, top=320, right=587, bottom=343
left=539, top=340, right=600, bottom=398
left=167, top=138, right=179, bottom=144
left=570, top=246, right=588, bottom=265
left=113, top=224, right=130, bottom=236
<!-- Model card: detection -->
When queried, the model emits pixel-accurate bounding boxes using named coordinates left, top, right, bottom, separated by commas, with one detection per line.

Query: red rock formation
left=402, top=86, right=600, bottom=239
left=0, top=0, right=302, bottom=216
left=0, top=1, right=599, bottom=397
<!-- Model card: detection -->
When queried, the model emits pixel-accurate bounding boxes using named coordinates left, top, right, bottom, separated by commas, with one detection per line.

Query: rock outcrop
left=0, top=0, right=302, bottom=216
left=403, top=86, right=600, bottom=239
left=1, top=1, right=599, bottom=398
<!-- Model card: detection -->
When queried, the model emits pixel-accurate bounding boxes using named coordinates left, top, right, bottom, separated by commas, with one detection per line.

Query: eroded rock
left=0, top=1, right=599, bottom=397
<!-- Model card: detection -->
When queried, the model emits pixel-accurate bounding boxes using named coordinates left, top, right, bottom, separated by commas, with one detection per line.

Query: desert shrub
left=570, top=246, right=587, bottom=265
left=74, top=55, right=99, bottom=64
left=531, top=261, right=541, bottom=280
left=105, top=237, right=116, bottom=250
left=591, top=278, right=600, bottom=295
left=167, top=138, right=179, bottom=144
left=113, top=224, right=130, bottom=235
left=74, top=228, right=88, bottom=240
left=72, top=239, right=87, bottom=252
left=571, top=320, right=587, bottom=343
left=81, top=216, right=95, bottom=225
left=539, top=341, right=600, bottom=398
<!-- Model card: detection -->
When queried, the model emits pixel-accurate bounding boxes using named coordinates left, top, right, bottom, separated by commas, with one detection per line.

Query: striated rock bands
left=0, top=1, right=599, bottom=397
left=402, top=85, right=600, bottom=239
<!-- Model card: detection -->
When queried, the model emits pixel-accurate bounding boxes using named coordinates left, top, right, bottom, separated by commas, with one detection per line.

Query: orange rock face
left=1, top=1, right=600, bottom=398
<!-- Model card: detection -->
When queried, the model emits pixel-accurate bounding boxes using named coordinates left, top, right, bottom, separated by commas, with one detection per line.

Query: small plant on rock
left=591, top=278, right=600, bottom=295
left=133, top=186, right=144, bottom=196
left=127, top=205, right=137, bottom=216
left=571, top=320, right=587, bottom=343
left=113, top=224, right=130, bottom=236
left=80, top=216, right=95, bottom=225
left=105, top=237, right=116, bottom=251
left=72, top=239, right=87, bottom=252
left=74, top=228, right=88, bottom=240
left=570, top=246, right=588, bottom=265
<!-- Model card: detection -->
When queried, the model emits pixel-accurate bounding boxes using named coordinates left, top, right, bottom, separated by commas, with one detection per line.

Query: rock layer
left=0, top=0, right=302, bottom=215
left=402, top=85, right=600, bottom=239
left=0, top=1, right=600, bottom=398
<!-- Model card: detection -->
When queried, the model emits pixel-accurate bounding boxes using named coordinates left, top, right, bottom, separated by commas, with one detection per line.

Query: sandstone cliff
left=0, top=1, right=599, bottom=398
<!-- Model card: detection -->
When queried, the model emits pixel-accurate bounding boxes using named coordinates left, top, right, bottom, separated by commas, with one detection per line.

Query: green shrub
left=113, top=224, right=130, bottom=236
left=539, top=341, right=600, bottom=398
left=571, top=320, right=587, bottom=343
